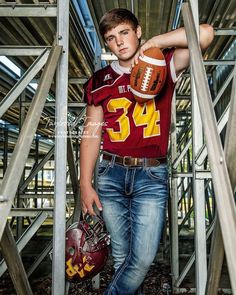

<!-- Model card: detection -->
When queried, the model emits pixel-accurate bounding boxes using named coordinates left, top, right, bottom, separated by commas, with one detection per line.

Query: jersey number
left=106, top=98, right=160, bottom=142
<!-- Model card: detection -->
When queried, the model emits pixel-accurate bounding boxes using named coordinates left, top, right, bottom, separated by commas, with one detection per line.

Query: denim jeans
left=97, top=155, right=169, bottom=295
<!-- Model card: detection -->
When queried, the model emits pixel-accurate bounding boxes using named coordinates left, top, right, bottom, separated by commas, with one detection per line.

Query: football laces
left=141, top=66, right=153, bottom=92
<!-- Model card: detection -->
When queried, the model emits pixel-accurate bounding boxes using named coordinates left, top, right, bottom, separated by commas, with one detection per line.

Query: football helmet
left=65, top=214, right=110, bottom=281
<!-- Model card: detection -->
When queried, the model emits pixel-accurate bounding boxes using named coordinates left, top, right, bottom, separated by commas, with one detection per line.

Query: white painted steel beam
left=0, top=46, right=51, bottom=56
left=0, top=4, right=57, bottom=17
left=170, top=92, right=180, bottom=293
left=206, top=66, right=236, bottom=295
left=214, top=29, right=236, bottom=35
left=0, top=223, right=33, bottom=295
left=52, top=0, right=69, bottom=294
left=182, top=3, right=236, bottom=294
left=0, top=212, right=48, bottom=276
left=188, top=2, right=207, bottom=293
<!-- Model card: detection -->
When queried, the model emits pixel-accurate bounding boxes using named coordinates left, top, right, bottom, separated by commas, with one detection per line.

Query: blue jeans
left=97, top=155, right=169, bottom=295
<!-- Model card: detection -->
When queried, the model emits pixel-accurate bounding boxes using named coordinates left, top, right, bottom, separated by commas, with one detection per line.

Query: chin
left=119, top=53, right=135, bottom=62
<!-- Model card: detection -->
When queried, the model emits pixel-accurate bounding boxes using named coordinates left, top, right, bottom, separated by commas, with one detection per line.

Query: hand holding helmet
left=65, top=214, right=110, bottom=281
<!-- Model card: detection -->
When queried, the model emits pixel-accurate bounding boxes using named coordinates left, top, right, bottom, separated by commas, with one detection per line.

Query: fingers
left=131, top=46, right=146, bottom=68
left=82, top=203, right=88, bottom=214
left=131, top=38, right=158, bottom=68
left=134, top=54, right=140, bottom=65
left=139, top=47, right=145, bottom=57
left=94, top=197, right=103, bottom=212
left=131, top=52, right=140, bottom=68
left=81, top=194, right=102, bottom=216
left=82, top=201, right=95, bottom=216
left=87, top=204, right=96, bottom=216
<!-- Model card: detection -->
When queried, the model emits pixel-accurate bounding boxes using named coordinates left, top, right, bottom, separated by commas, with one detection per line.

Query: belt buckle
left=123, top=156, right=131, bottom=166
left=123, top=156, right=139, bottom=166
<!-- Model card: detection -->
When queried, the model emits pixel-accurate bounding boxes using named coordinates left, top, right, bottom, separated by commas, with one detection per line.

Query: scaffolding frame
left=0, top=1, right=235, bottom=294
left=0, top=43, right=62, bottom=294
left=170, top=2, right=236, bottom=294
left=0, top=2, right=72, bottom=294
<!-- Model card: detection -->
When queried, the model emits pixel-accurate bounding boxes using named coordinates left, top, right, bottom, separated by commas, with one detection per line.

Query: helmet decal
left=66, top=256, right=95, bottom=279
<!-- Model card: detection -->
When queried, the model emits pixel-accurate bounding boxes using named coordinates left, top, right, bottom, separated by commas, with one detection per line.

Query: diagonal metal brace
left=182, top=3, right=236, bottom=294
left=0, top=48, right=50, bottom=119
left=0, top=45, right=62, bottom=241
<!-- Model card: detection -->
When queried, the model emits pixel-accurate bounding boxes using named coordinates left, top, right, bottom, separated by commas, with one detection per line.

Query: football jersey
left=83, top=48, right=176, bottom=158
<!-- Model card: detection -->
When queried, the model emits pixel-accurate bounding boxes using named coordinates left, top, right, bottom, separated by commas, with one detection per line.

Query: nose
left=116, top=36, right=124, bottom=47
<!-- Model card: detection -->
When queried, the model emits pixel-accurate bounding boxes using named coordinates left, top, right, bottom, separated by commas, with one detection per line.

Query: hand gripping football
left=130, top=47, right=167, bottom=104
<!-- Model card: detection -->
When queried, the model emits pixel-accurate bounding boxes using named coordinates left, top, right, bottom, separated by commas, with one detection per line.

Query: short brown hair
left=99, top=8, right=139, bottom=40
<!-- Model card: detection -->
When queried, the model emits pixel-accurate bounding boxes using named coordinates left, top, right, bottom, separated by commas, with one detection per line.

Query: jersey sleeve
left=163, top=47, right=175, bottom=65
left=83, top=66, right=119, bottom=106
left=83, top=76, right=99, bottom=106
left=163, top=48, right=177, bottom=83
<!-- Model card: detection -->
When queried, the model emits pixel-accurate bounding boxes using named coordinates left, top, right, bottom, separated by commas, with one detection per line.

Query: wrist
left=151, top=36, right=162, bottom=48
left=79, top=180, right=92, bottom=190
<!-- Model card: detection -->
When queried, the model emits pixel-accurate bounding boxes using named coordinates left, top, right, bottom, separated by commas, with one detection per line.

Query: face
left=104, top=23, right=142, bottom=67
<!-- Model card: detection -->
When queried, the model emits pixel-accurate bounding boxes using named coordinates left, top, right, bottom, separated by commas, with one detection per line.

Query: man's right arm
left=80, top=104, right=104, bottom=215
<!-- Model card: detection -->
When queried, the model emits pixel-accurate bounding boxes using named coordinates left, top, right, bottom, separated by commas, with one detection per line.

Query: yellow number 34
left=106, top=97, right=160, bottom=142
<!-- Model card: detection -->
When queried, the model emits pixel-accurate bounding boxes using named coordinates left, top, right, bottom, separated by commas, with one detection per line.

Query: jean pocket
left=145, top=165, right=168, bottom=183
left=98, top=160, right=110, bottom=177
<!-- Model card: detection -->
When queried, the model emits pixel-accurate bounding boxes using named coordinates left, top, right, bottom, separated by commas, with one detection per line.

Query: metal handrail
left=182, top=3, right=236, bottom=294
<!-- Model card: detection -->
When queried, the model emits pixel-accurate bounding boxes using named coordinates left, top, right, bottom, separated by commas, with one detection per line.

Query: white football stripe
left=130, top=87, right=156, bottom=99
left=139, top=55, right=166, bottom=66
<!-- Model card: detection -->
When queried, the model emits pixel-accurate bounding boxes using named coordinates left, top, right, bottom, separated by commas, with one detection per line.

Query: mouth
left=119, top=48, right=128, bottom=54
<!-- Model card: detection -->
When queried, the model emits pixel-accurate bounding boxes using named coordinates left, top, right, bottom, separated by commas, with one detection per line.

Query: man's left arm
left=134, top=24, right=214, bottom=75
left=173, top=24, right=214, bottom=75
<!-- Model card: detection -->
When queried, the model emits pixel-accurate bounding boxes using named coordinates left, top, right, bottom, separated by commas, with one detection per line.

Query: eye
left=106, top=36, right=114, bottom=43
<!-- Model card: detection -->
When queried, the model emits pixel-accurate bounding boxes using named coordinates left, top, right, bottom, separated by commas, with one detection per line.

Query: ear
left=136, top=25, right=142, bottom=39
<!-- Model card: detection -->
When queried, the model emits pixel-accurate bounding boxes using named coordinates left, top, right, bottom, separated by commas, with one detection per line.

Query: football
left=130, top=47, right=167, bottom=104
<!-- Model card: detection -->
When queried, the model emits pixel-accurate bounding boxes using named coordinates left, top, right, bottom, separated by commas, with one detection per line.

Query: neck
left=119, top=58, right=132, bottom=68
left=119, top=62, right=131, bottom=68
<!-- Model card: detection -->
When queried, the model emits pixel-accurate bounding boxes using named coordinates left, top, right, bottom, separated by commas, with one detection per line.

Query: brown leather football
left=130, top=47, right=167, bottom=104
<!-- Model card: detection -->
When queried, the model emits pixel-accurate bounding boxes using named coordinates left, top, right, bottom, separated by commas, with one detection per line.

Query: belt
left=102, top=153, right=167, bottom=167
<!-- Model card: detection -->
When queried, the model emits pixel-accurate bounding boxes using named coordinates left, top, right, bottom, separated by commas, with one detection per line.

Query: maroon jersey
left=83, top=49, right=176, bottom=158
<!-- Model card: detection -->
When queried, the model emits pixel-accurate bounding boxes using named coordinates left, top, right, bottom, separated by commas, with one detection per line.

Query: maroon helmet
left=65, top=214, right=110, bottom=281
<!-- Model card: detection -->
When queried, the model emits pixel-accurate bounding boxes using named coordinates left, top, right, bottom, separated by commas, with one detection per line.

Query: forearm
left=150, top=24, right=214, bottom=50
left=79, top=129, right=103, bottom=215
left=79, top=104, right=103, bottom=189
left=80, top=136, right=101, bottom=188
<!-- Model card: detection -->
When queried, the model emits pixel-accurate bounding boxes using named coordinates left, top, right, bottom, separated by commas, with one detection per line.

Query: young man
left=80, top=8, right=214, bottom=295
